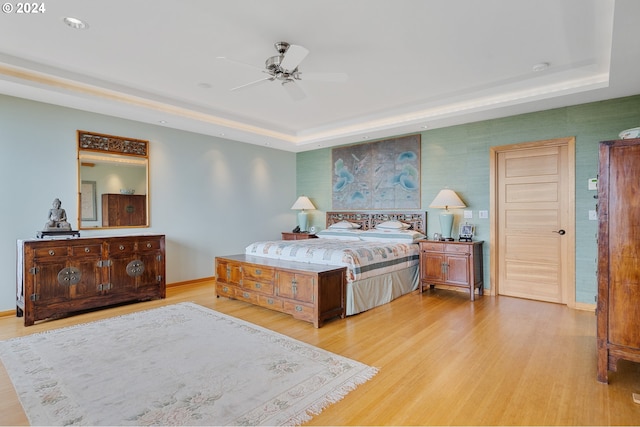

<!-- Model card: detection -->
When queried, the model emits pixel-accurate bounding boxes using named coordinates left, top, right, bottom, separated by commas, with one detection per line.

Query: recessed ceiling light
left=63, top=17, right=88, bottom=29
left=158, top=120, right=167, bottom=124
left=532, top=62, right=550, bottom=72
left=421, top=125, right=429, bottom=129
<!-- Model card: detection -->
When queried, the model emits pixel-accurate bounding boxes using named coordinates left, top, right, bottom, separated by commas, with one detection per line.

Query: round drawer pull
left=85, top=247, right=90, bottom=253
left=119, top=245, right=125, bottom=250
left=147, top=243, right=152, bottom=248
left=48, top=250, right=55, bottom=256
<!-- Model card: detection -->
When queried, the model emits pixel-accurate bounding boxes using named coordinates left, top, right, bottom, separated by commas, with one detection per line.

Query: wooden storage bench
left=215, top=254, right=346, bottom=327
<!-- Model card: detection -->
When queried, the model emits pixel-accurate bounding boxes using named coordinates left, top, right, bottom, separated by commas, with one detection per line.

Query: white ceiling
left=0, top=0, right=638, bottom=152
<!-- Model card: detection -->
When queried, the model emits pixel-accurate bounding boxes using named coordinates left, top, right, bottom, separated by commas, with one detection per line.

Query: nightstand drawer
left=420, top=241, right=445, bottom=252
left=444, top=244, right=471, bottom=254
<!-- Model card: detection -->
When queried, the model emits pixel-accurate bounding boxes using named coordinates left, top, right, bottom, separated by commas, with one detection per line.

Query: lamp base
left=439, top=211, right=454, bottom=240
left=298, top=211, right=309, bottom=232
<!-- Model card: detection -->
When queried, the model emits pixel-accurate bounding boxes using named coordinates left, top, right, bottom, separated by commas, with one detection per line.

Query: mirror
left=77, top=130, right=149, bottom=229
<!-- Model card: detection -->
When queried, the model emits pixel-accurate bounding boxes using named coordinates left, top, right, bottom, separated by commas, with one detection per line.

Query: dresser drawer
left=216, top=283, right=235, bottom=298
left=33, top=245, right=68, bottom=259
left=243, top=279, right=274, bottom=294
left=137, top=239, right=163, bottom=252
left=109, top=241, right=136, bottom=254
left=257, top=295, right=284, bottom=311
left=235, top=289, right=259, bottom=304
left=283, top=300, right=314, bottom=321
left=243, top=264, right=275, bottom=282
left=70, top=244, right=102, bottom=257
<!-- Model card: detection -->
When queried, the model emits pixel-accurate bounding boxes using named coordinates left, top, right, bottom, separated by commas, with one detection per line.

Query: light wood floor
left=1, top=282, right=639, bottom=426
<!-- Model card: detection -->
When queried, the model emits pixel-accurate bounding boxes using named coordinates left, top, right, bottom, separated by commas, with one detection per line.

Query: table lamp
left=291, top=196, right=315, bottom=232
left=429, top=189, right=466, bottom=240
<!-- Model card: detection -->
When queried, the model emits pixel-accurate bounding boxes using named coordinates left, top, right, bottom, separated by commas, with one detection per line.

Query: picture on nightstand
left=459, top=223, right=475, bottom=242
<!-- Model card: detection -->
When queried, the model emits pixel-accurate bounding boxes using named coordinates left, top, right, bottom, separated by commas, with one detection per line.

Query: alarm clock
left=309, top=226, right=317, bottom=234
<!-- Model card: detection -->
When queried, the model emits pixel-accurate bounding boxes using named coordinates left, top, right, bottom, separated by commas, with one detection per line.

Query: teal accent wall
left=296, top=95, right=640, bottom=305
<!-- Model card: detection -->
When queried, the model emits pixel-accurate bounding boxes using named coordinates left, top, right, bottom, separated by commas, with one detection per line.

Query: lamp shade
left=290, top=196, right=316, bottom=211
left=429, top=189, right=466, bottom=210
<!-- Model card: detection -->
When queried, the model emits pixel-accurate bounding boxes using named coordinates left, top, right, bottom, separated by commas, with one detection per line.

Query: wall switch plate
left=589, top=210, right=598, bottom=221
left=463, top=210, right=473, bottom=219
left=588, top=178, right=598, bottom=191
left=478, top=210, right=488, bottom=219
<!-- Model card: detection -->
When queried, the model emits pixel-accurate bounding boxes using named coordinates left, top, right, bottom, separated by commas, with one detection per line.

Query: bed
left=245, top=211, right=426, bottom=316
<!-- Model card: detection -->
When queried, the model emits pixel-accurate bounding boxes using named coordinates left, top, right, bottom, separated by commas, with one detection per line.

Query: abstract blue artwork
left=332, top=134, right=421, bottom=209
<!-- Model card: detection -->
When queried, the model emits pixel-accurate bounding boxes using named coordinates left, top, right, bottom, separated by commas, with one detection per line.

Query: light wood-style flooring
left=1, top=281, right=639, bottom=426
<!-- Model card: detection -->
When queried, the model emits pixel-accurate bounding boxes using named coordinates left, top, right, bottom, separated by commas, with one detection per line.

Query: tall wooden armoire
left=597, top=137, right=640, bottom=383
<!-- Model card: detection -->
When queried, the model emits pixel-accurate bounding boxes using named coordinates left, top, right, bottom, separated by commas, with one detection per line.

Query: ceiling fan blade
left=217, top=56, right=264, bottom=72
left=282, top=81, right=306, bottom=101
left=230, top=76, right=273, bottom=91
left=299, top=72, right=348, bottom=83
left=280, top=44, right=309, bottom=71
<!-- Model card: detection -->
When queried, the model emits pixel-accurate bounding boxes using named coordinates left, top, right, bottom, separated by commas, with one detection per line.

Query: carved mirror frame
left=77, top=130, right=150, bottom=229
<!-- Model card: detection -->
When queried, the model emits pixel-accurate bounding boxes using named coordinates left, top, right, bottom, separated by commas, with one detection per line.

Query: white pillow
left=359, top=229, right=426, bottom=243
left=316, top=229, right=363, bottom=241
left=328, top=220, right=362, bottom=229
left=375, top=220, right=410, bottom=230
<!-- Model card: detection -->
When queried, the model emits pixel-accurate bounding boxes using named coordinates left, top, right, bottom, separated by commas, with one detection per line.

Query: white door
left=490, top=138, right=575, bottom=304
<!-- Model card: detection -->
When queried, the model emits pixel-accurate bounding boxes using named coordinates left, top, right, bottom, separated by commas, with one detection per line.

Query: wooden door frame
left=489, top=137, right=576, bottom=306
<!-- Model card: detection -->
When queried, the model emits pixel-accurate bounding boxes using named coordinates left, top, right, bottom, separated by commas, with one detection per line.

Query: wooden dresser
left=597, top=138, right=640, bottom=383
left=215, top=254, right=345, bottom=327
left=418, top=240, right=484, bottom=301
left=102, top=194, right=147, bottom=227
left=17, top=235, right=165, bottom=326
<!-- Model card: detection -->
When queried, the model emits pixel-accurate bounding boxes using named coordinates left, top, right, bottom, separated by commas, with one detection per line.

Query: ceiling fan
left=218, top=42, right=348, bottom=101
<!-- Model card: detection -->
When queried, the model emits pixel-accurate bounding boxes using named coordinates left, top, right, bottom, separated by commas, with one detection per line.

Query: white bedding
left=245, top=239, right=420, bottom=315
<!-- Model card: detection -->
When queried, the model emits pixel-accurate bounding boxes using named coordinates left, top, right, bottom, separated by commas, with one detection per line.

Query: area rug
left=0, top=302, right=377, bottom=426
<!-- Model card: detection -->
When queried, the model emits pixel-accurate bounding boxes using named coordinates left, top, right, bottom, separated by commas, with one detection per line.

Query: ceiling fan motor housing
left=274, top=41, right=290, bottom=55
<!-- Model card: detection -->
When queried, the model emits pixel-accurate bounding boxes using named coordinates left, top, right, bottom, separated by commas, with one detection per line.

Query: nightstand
left=282, top=232, right=318, bottom=240
left=418, top=240, right=483, bottom=301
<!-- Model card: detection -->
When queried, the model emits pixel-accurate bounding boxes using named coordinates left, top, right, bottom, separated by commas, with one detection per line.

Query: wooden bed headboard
left=326, top=211, right=427, bottom=234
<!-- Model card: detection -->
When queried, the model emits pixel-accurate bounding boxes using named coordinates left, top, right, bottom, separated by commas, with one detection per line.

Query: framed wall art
left=332, top=134, right=421, bottom=210
left=80, top=180, right=97, bottom=221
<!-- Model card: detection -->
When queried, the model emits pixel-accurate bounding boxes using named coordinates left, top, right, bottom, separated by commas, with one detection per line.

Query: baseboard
left=0, top=309, right=15, bottom=318
left=167, top=276, right=215, bottom=288
left=572, top=301, right=596, bottom=312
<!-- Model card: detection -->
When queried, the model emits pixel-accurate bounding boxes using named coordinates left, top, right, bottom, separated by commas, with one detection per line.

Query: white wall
left=0, top=95, right=297, bottom=311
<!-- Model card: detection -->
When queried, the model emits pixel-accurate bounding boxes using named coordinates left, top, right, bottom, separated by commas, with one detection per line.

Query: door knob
left=553, top=229, right=566, bottom=235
